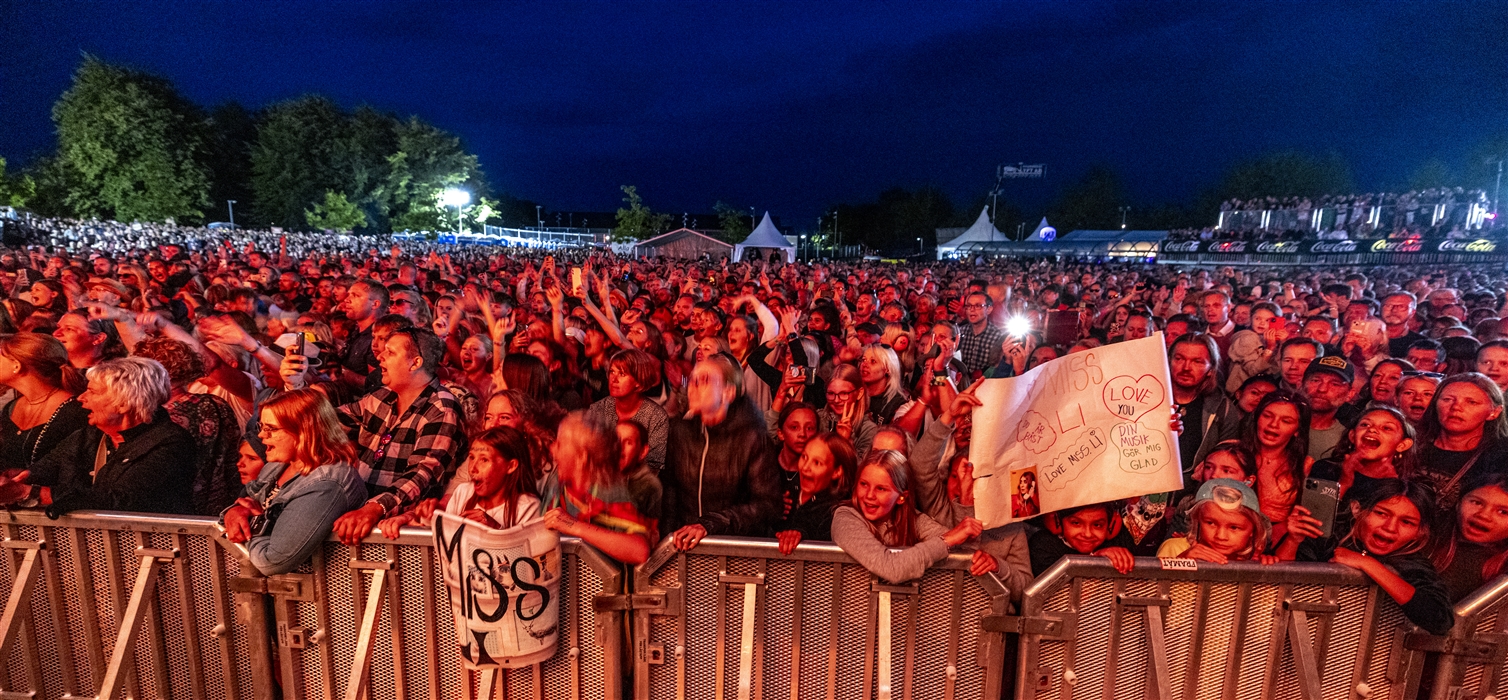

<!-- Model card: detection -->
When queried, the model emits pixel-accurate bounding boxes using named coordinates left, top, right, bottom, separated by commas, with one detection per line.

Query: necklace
left=24, top=388, right=58, bottom=407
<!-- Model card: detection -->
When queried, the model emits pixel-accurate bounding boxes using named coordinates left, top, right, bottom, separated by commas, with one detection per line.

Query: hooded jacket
left=662, top=396, right=780, bottom=536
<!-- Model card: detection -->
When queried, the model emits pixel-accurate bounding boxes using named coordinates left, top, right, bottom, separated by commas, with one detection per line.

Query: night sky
left=3, top=1, right=1505, bottom=223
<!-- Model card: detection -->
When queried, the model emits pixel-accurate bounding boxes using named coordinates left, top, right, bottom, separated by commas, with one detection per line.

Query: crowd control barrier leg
left=631, top=536, right=1012, bottom=700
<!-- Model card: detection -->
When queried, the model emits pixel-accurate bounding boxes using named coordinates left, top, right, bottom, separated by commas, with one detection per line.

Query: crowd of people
left=1162, top=187, right=1497, bottom=242
left=3, top=215, right=1508, bottom=637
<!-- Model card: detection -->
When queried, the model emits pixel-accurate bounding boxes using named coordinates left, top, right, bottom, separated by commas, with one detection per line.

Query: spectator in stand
left=1276, top=337, right=1323, bottom=392
left=1412, top=373, right=1508, bottom=510
left=132, top=336, right=244, bottom=516
left=1406, top=339, right=1447, bottom=374
left=1302, top=356, right=1356, bottom=461
left=664, top=354, right=780, bottom=550
left=831, top=449, right=987, bottom=584
left=329, top=328, right=465, bottom=544
left=223, top=389, right=366, bottom=575
left=956, top=291, right=1003, bottom=379
left=0, top=357, right=195, bottom=516
left=587, top=349, right=669, bottom=474
left=1476, top=340, right=1508, bottom=394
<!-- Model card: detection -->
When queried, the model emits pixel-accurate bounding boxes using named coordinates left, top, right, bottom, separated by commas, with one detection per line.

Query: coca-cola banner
left=1161, top=237, right=1503, bottom=257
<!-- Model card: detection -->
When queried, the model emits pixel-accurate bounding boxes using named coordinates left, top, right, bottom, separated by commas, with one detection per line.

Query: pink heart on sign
left=1102, top=374, right=1166, bottom=424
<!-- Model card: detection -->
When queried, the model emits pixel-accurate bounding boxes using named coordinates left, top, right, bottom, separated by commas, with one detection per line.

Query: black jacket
left=1298, top=538, right=1454, bottom=635
left=662, top=396, right=780, bottom=536
left=29, top=409, right=197, bottom=517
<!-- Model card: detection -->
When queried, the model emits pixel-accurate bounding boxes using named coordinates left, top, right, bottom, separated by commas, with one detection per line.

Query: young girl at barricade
left=772, top=433, right=856, bottom=554
left=1156, top=479, right=1278, bottom=565
left=1432, top=472, right=1508, bottom=602
left=1308, top=406, right=1414, bottom=512
left=1241, top=391, right=1313, bottom=544
left=1028, top=503, right=1138, bottom=575
left=830, top=449, right=988, bottom=583
left=541, top=411, right=657, bottom=565
left=377, top=426, right=543, bottom=535
left=1276, top=480, right=1453, bottom=635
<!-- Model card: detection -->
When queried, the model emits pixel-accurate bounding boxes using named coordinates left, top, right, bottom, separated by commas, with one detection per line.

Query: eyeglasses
left=256, top=424, right=285, bottom=439
left=1401, top=371, right=1445, bottom=380
left=826, top=389, right=854, bottom=401
left=963, top=303, right=988, bottom=310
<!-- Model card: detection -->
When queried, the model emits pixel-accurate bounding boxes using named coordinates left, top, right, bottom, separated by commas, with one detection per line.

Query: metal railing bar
left=171, top=532, right=207, bottom=699
left=343, top=568, right=387, bottom=700
left=134, top=532, right=173, bottom=700
left=96, top=553, right=167, bottom=700
left=99, top=528, right=141, bottom=700
left=40, top=526, right=79, bottom=698
left=384, top=543, right=409, bottom=700
left=311, top=547, right=336, bottom=700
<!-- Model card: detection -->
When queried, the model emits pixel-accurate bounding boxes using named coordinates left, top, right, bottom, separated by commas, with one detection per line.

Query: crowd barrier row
left=2, top=509, right=1507, bottom=700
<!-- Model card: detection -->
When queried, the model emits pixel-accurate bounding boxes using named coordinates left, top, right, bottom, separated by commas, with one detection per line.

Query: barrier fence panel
left=0, top=509, right=266, bottom=700
left=266, top=529, right=626, bottom=700
left=1425, top=575, right=1508, bottom=700
left=630, top=536, right=1014, bottom=700
left=1012, top=556, right=1427, bottom=700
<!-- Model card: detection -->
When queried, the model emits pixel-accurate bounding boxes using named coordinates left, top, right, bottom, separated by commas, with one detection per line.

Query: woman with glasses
left=223, top=389, right=366, bottom=575
left=771, top=363, right=879, bottom=460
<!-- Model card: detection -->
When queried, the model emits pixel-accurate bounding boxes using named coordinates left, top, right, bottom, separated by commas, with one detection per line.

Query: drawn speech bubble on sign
left=1102, top=374, right=1165, bottom=423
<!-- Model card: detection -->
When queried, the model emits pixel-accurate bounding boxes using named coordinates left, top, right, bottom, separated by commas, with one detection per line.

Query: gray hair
left=88, top=357, right=171, bottom=424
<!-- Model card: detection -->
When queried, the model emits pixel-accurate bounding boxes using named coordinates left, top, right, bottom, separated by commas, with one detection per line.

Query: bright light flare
left=1006, top=315, right=1032, bottom=339
left=441, top=188, right=470, bottom=207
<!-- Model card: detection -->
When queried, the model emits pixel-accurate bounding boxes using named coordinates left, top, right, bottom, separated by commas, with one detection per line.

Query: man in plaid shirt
left=957, top=291, right=1004, bottom=378
left=332, top=327, right=464, bottom=544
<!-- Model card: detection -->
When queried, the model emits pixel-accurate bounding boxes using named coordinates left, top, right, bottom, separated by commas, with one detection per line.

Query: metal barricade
left=1424, top=575, right=1508, bottom=700
left=265, top=528, right=626, bottom=700
left=630, top=536, right=1014, bottom=700
left=1011, top=556, right=1425, bottom=700
left=0, top=509, right=264, bottom=700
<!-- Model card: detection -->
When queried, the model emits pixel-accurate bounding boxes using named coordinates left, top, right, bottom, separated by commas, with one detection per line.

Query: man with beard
left=1301, top=355, right=1355, bottom=461
left=1276, top=337, right=1323, bottom=393
left=1169, top=334, right=1237, bottom=477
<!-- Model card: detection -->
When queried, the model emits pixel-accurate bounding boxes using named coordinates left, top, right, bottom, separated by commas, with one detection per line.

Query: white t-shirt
left=446, top=482, right=542, bottom=530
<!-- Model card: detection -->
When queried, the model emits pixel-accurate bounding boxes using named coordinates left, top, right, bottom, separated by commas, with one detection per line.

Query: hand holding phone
left=1300, top=478, right=1340, bottom=539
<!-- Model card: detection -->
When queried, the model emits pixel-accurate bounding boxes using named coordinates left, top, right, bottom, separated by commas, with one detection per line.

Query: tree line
left=4, top=56, right=543, bottom=233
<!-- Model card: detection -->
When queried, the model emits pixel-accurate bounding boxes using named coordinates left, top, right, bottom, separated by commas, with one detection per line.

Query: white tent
left=936, top=207, right=1005, bottom=259
left=1025, top=217, right=1057, bottom=242
left=734, top=212, right=796, bottom=263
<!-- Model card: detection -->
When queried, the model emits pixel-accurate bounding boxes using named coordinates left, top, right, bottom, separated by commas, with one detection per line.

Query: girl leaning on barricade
left=1432, top=471, right=1508, bottom=602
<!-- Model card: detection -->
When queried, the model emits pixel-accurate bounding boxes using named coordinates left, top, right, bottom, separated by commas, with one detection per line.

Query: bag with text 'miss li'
left=434, top=512, right=561, bottom=668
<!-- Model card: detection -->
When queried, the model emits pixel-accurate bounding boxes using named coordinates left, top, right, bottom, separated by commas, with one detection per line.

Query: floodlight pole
left=1495, top=159, right=1503, bottom=223
left=227, top=200, right=236, bottom=228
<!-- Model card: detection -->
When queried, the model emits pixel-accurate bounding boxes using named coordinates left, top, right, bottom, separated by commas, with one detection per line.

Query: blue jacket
left=240, top=461, right=367, bottom=575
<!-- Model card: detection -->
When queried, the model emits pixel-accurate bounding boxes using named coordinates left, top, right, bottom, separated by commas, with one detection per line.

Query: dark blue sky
left=3, top=1, right=1505, bottom=223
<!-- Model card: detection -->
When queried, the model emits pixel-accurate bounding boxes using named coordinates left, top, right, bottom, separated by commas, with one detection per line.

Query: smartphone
left=1301, top=478, right=1341, bottom=539
left=293, top=331, right=306, bottom=359
left=570, top=267, right=583, bottom=297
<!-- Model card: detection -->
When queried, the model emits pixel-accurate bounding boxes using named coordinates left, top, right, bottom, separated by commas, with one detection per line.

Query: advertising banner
left=969, top=334, right=1184, bottom=528
left=434, top=512, right=561, bottom=668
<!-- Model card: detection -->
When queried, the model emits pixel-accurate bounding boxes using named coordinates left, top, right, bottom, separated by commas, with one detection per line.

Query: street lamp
left=226, top=200, right=237, bottom=228
left=800, top=234, right=807, bottom=262
left=916, top=237, right=923, bottom=255
left=441, top=188, right=469, bottom=238
left=1119, top=206, right=1130, bottom=229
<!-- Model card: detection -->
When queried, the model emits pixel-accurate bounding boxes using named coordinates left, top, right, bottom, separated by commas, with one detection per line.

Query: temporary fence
left=6, top=510, right=1507, bottom=700
left=1012, top=556, right=1427, bottom=700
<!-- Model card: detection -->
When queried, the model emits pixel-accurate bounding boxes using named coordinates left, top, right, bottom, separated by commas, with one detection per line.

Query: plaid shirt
left=338, top=381, right=465, bottom=514
left=957, top=321, right=1005, bottom=375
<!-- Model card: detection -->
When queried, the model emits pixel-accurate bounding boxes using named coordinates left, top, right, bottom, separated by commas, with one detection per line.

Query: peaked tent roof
left=634, top=227, right=732, bottom=249
left=936, top=207, right=1005, bottom=257
left=735, top=212, right=796, bottom=262
left=1025, top=217, right=1057, bottom=242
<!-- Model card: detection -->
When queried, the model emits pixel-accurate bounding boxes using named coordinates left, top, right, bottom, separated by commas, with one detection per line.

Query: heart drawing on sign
left=1101, top=374, right=1165, bottom=424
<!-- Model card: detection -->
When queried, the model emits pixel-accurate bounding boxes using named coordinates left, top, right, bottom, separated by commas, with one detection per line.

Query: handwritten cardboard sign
left=434, top=512, right=561, bottom=668
left=969, top=334, right=1183, bottom=528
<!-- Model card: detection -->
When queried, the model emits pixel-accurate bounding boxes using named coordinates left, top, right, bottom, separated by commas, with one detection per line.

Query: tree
left=714, top=201, right=752, bottom=241
left=613, top=185, right=671, bottom=242
left=249, top=96, right=354, bottom=228
left=1047, top=165, right=1127, bottom=231
left=1408, top=158, right=1455, bottom=190
left=51, top=56, right=212, bottom=222
left=1213, top=151, right=1353, bottom=201
left=381, top=117, right=483, bottom=233
left=205, top=102, right=257, bottom=225
left=304, top=190, right=368, bottom=231
left=0, top=158, right=36, bottom=208
left=832, top=186, right=955, bottom=254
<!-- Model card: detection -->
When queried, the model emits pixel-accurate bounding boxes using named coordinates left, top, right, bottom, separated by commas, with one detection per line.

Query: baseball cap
left=1304, top=355, right=1355, bottom=385
left=1192, top=479, right=1262, bottom=516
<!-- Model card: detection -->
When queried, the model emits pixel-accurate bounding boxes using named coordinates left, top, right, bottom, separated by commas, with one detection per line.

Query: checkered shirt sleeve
left=338, top=382, right=464, bottom=514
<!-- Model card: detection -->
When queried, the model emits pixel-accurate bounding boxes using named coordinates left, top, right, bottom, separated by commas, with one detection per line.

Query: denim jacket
left=238, top=461, right=367, bottom=575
